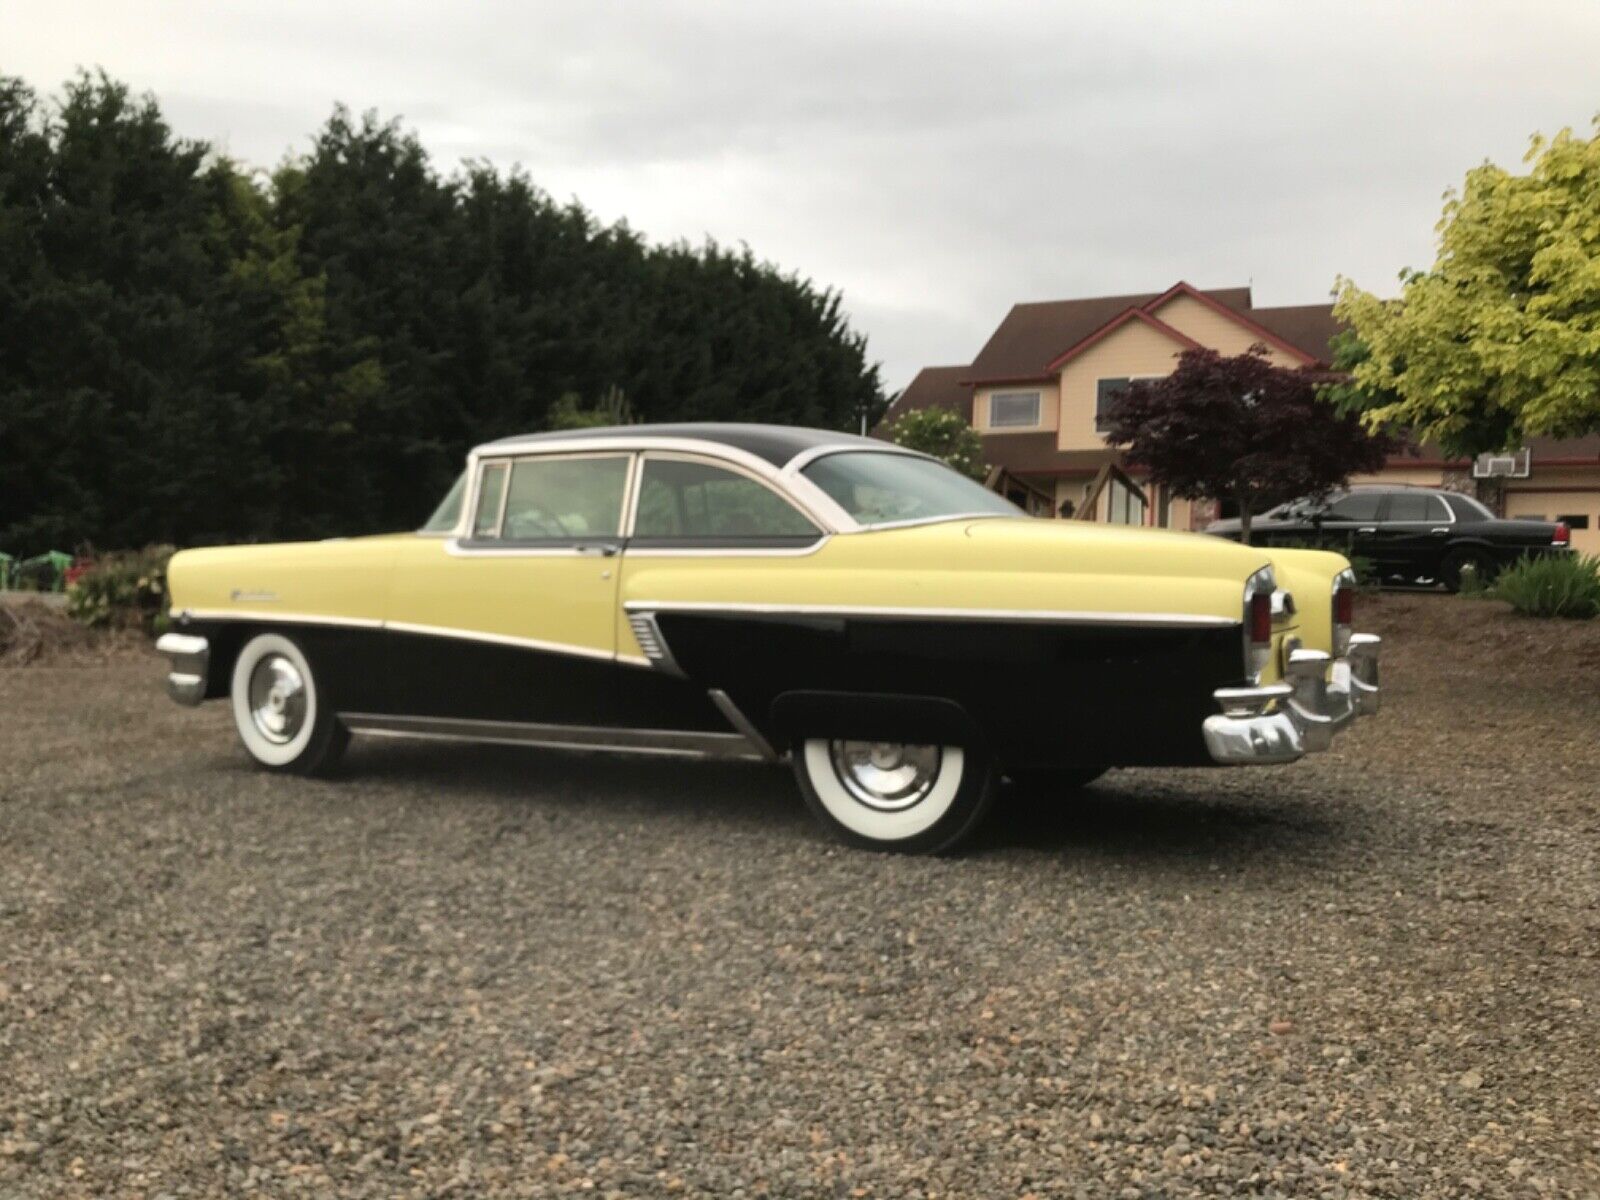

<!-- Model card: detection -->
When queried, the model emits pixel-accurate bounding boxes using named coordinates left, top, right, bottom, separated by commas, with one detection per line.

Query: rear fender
left=768, top=691, right=985, bottom=752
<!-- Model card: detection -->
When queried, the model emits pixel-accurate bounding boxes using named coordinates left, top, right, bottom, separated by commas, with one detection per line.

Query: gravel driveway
left=2, top=595, right=1597, bottom=1198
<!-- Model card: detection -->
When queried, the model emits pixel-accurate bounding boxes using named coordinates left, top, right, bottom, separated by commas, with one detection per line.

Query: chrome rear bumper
left=1203, top=633, right=1379, bottom=765
left=155, top=632, right=209, bottom=706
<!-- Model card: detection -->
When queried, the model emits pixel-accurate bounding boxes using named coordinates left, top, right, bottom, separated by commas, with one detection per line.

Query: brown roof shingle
left=882, top=364, right=972, bottom=424
left=964, top=285, right=1338, bottom=382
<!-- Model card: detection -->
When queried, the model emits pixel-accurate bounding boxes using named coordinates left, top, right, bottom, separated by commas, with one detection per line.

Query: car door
left=381, top=451, right=632, bottom=724
left=1367, top=491, right=1453, bottom=581
left=1310, top=491, right=1385, bottom=557
left=614, top=451, right=827, bottom=732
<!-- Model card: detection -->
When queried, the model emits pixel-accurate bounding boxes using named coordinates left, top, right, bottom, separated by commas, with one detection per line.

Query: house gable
left=1055, top=312, right=1196, bottom=451
left=1144, top=282, right=1317, bottom=365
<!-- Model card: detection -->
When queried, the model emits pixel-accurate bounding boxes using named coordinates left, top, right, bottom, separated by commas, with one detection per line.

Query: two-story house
left=889, top=281, right=1600, bottom=552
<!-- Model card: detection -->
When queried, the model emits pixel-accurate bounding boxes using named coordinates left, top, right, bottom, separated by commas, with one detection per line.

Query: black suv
left=1205, top=486, right=1571, bottom=590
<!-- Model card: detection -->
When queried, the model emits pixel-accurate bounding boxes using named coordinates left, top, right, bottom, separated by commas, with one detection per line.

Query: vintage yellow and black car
left=157, top=424, right=1381, bottom=853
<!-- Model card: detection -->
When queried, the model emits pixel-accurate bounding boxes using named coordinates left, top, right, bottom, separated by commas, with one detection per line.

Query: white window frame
left=988, top=391, right=1042, bottom=429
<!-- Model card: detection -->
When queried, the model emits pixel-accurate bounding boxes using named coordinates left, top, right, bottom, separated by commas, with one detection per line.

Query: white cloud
left=7, top=0, right=1598, bottom=391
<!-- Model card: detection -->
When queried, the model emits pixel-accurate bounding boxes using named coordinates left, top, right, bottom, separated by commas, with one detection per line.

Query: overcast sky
left=7, top=1, right=1598, bottom=392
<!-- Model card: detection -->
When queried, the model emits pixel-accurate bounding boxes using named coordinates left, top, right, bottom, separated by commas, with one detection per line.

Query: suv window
left=1324, top=493, right=1383, bottom=522
left=633, top=457, right=818, bottom=541
left=474, top=454, right=630, bottom=540
left=1385, top=493, right=1450, bottom=523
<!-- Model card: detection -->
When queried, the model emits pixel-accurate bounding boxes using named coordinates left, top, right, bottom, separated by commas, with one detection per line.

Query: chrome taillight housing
left=1332, top=567, right=1356, bottom=657
left=1243, top=566, right=1275, bottom=682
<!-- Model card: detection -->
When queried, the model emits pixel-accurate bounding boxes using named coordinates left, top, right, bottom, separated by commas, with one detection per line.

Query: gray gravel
left=2, top=594, right=1598, bottom=1198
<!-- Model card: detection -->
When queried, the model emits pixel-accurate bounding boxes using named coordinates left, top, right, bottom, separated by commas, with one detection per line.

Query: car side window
left=472, top=462, right=509, bottom=537
left=1385, top=493, right=1448, bottom=523
left=1324, top=494, right=1382, bottom=522
left=470, top=454, right=630, bottom=541
left=632, top=457, right=819, bottom=543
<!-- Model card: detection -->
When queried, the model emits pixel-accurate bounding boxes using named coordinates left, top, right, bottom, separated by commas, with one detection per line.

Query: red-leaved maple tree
left=1101, top=345, right=1394, bottom=544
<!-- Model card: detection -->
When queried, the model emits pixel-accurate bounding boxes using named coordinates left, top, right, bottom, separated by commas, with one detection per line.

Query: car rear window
left=1386, top=494, right=1450, bottom=523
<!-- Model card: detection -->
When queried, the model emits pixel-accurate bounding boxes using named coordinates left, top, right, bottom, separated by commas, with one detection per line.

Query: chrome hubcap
left=248, top=654, right=307, bottom=744
left=828, top=741, right=941, bottom=811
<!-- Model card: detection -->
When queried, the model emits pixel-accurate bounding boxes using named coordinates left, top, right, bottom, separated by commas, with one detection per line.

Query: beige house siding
left=973, top=384, right=1060, bottom=434
left=1504, top=467, right=1600, bottom=553
left=1055, top=321, right=1189, bottom=451
left=1348, top=465, right=1449, bottom=488
left=1147, top=293, right=1305, bottom=365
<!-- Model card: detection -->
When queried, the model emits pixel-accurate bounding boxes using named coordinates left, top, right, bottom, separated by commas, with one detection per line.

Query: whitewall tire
left=230, top=632, right=348, bottom=775
left=793, top=738, right=997, bottom=854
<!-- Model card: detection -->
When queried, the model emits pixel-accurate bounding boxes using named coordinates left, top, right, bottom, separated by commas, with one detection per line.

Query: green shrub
left=65, top=546, right=175, bottom=632
left=1489, top=553, right=1600, bottom=619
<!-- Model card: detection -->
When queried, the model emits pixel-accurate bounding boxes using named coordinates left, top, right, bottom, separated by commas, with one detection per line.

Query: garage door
left=1504, top=491, right=1600, bottom=555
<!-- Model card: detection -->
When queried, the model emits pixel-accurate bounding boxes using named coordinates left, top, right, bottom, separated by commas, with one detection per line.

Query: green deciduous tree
left=884, top=408, right=987, bottom=480
left=1334, top=118, right=1600, bottom=457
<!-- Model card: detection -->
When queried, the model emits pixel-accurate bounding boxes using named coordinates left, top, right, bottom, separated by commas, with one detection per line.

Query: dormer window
left=989, top=391, right=1041, bottom=428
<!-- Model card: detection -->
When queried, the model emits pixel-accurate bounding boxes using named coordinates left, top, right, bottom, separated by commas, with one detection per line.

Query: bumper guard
left=1203, top=633, right=1379, bottom=765
left=155, top=632, right=209, bottom=706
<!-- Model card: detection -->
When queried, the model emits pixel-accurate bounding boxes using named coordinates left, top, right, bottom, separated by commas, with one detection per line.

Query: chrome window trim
left=623, top=539, right=832, bottom=559
left=469, top=459, right=512, bottom=539
left=625, top=600, right=1238, bottom=629
left=457, top=449, right=636, bottom=552
left=338, top=713, right=767, bottom=762
left=839, top=512, right=1014, bottom=533
left=625, top=449, right=829, bottom=538
left=443, top=540, right=601, bottom=559
left=781, top=446, right=1022, bottom=531
left=460, top=436, right=862, bottom=534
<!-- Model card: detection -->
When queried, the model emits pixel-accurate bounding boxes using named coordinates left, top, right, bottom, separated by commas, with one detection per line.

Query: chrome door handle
left=575, top=544, right=619, bottom=557
left=1429, top=527, right=1450, bottom=534
left=1357, top=526, right=1377, bottom=534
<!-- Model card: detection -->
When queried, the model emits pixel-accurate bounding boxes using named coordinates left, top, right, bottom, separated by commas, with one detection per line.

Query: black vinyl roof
left=482, top=423, right=886, bottom=468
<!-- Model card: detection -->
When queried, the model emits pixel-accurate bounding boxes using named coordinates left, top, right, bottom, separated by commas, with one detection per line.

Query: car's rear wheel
left=230, top=632, right=348, bottom=774
left=1440, top=548, right=1495, bottom=592
left=792, top=738, right=997, bottom=854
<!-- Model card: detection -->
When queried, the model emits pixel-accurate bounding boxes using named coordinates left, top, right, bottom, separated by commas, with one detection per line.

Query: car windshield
left=420, top=471, right=467, bottom=533
left=801, top=451, right=1021, bottom=527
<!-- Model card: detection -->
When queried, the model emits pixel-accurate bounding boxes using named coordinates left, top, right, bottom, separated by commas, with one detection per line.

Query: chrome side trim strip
left=707, top=689, right=779, bottom=762
left=623, top=601, right=1238, bottom=629
left=176, top=610, right=618, bottom=664
left=338, top=713, right=766, bottom=761
left=176, top=608, right=384, bottom=630
left=383, top=621, right=616, bottom=662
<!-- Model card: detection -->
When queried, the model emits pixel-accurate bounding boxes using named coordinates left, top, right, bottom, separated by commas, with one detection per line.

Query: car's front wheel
left=793, top=738, right=997, bottom=854
left=230, top=632, right=348, bottom=774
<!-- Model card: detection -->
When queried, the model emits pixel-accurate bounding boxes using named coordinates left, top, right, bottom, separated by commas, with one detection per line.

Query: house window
left=989, top=391, right=1041, bottom=428
left=1095, top=378, right=1130, bottom=431
left=1557, top=514, right=1590, bottom=529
